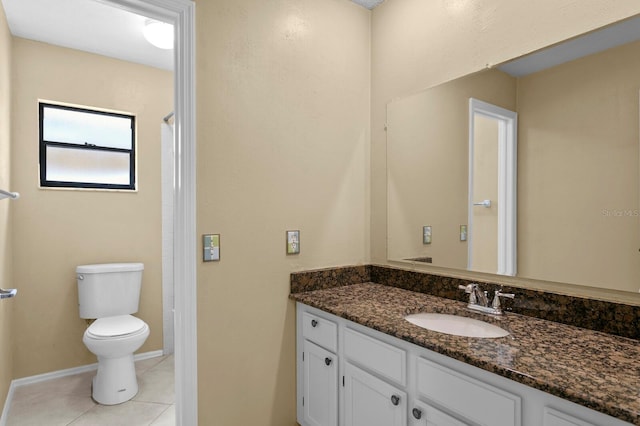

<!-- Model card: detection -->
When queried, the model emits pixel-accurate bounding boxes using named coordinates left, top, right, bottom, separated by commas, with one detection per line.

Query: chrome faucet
left=458, top=283, right=514, bottom=315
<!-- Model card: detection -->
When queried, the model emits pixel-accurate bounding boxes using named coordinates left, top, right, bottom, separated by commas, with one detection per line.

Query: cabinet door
left=543, top=407, right=595, bottom=426
left=344, top=362, right=406, bottom=426
left=303, top=339, right=338, bottom=426
left=410, top=400, right=469, bottom=426
left=416, top=357, right=520, bottom=426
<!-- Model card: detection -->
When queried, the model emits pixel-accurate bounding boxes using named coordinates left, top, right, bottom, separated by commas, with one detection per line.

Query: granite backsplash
left=290, top=264, right=640, bottom=340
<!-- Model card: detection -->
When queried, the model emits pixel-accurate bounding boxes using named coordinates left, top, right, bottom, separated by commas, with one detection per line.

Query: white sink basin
left=404, top=313, right=509, bottom=338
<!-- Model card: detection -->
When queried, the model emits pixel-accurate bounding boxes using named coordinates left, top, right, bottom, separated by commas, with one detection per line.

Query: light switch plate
left=286, top=230, right=300, bottom=255
left=423, top=226, right=432, bottom=244
left=460, top=225, right=467, bottom=241
left=203, top=234, right=220, bottom=261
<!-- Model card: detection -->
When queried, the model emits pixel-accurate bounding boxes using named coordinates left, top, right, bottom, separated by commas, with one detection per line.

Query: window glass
left=46, top=146, right=131, bottom=185
left=42, top=106, right=132, bottom=149
left=39, top=102, right=136, bottom=190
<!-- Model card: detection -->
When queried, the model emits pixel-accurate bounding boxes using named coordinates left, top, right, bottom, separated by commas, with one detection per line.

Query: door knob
left=473, top=199, right=491, bottom=207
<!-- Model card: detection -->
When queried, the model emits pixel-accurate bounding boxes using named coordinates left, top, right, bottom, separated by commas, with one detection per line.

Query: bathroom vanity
left=291, top=283, right=639, bottom=426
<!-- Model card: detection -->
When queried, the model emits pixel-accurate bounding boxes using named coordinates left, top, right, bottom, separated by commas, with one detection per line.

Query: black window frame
left=39, top=102, right=136, bottom=191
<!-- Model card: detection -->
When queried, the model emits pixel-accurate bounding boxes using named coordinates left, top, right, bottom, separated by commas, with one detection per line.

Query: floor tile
left=7, top=392, right=96, bottom=426
left=134, top=356, right=174, bottom=405
left=135, top=356, right=167, bottom=375
left=12, top=371, right=94, bottom=400
left=150, top=405, right=175, bottom=426
left=67, top=401, right=169, bottom=426
left=7, top=355, right=175, bottom=426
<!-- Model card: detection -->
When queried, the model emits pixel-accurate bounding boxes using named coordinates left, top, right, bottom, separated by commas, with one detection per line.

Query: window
left=39, top=102, right=136, bottom=190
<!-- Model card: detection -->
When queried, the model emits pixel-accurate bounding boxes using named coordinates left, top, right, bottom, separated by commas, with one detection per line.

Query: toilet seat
left=86, top=315, right=148, bottom=340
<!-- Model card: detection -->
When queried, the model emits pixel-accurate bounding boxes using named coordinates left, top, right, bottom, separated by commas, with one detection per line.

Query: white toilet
left=77, top=263, right=150, bottom=405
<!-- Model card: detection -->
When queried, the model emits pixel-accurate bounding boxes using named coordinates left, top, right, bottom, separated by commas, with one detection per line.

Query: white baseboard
left=0, top=350, right=164, bottom=426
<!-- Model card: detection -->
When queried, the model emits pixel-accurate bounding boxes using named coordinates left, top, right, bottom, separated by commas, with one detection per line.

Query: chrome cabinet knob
left=390, top=394, right=400, bottom=406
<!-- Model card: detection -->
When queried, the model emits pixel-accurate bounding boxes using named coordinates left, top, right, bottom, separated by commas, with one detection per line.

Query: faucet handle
left=459, top=284, right=478, bottom=305
left=458, top=284, right=473, bottom=293
left=492, top=289, right=515, bottom=309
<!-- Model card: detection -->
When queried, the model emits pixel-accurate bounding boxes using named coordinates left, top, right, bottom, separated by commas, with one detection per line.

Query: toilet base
left=92, top=353, right=139, bottom=405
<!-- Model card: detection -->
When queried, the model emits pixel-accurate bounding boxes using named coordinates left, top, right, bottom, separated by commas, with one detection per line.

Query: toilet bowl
left=77, top=263, right=149, bottom=405
left=83, top=315, right=150, bottom=405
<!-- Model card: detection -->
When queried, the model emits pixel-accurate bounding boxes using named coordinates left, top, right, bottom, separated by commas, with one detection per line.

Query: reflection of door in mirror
left=467, top=99, right=517, bottom=276
left=470, top=114, right=499, bottom=273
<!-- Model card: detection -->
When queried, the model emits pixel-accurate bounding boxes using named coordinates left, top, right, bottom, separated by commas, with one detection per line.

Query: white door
left=410, top=400, right=469, bottom=426
left=303, top=340, right=338, bottom=426
left=343, top=362, right=406, bottom=426
left=467, top=98, right=518, bottom=276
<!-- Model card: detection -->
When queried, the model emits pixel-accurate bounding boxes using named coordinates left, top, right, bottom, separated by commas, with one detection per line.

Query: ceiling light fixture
left=143, top=20, right=174, bottom=50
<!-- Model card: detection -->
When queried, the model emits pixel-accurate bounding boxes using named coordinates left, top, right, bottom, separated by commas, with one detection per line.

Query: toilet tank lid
left=76, top=263, right=144, bottom=274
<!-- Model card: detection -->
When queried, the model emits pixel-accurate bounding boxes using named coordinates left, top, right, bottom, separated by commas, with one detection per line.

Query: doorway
left=467, top=98, right=517, bottom=276
left=82, top=0, right=196, bottom=423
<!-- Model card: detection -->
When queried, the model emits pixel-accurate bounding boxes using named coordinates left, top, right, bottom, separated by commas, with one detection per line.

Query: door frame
left=97, top=0, right=197, bottom=424
left=468, top=98, right=517, bottom=276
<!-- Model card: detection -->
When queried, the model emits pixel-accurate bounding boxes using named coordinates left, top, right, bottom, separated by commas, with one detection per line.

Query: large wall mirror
left=387, top=16, right=640, bottom=294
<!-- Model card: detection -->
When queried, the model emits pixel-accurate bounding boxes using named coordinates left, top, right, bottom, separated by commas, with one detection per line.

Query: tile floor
left=6, top=355, right=174, bottom=426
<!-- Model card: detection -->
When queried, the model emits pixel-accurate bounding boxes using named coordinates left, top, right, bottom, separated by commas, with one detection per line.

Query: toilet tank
left=77, top=263, right=144, bottom=319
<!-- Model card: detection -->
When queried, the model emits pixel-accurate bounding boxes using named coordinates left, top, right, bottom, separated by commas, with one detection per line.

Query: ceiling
left=1, top=0, right=174, bottom=71
left=499, top=14, right=640, bottom=77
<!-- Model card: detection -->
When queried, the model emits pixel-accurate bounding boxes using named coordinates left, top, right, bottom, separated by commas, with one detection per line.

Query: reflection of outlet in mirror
left=422, top=226, right=432, bottom=244
left=203, top=234, right=220, bottom=262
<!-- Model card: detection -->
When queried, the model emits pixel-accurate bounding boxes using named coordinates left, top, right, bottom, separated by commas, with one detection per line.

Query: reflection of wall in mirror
left=387, top=68, right=516, bottom=267
left=388, top=38, right=640, bottom=293
left=517, top=39, right=640, bottom=290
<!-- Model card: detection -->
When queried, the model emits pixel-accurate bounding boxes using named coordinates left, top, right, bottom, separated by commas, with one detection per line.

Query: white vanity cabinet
left=296, top=302, right=633, bottom=426
left=343, top=362, right=407, bottom=426
left=299, top=310, right=339, bottom=426
left=343, top=327, right=407, bottom=426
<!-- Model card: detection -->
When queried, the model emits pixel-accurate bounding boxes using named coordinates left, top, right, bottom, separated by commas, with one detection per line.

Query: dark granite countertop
left=290, top=283, right=640, bottom=425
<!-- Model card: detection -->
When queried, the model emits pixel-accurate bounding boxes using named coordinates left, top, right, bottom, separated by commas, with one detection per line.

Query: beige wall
left=195, top=0, right=370, bottom=424
left=0, top=2, right=13, bottom=411
left=372, top=0, right=640, bottom=298
left=11, top=38, right=172, bottom=377
left=386, top=69, right=515, bottom=267
left=517, top=40, right=640, bottom=290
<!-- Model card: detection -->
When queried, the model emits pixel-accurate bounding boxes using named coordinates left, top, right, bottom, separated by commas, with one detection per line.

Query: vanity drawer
left=344, top=327, right=406, bottom=386
left=543, top=407, right=595, bottom=426
left=302, top=312, right=337, bottom=353
left=416, top=357, right=521, bottom=426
